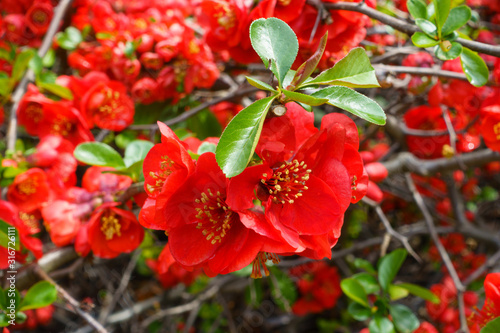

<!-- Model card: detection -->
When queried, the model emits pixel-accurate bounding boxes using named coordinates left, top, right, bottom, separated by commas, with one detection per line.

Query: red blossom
left=87, top=203, right=144, bottom=259
left=7, top=168, right=51, bottom=213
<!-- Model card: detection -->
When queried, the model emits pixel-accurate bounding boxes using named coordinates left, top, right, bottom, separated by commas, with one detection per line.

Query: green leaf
left=288, top=31, right=328, bottom=89
left=389, top=304, right=420, bottom=333
left=481, top=317, right=500, bottom=333
left=12, top=49, right=35, bottom=82
left=442, top=6, right=471, bottom=36
left=0, top=287, right=6, bottom=311
left=0, top=219, right=20, bottom=251
left=352, top=273, right=381, bottom=295
left=38, top=82, right=74, bottom=100
left=411, top=32, right=440, bottom=47
left=42, top=49, right=56, bottom=67
left=435, top=41, right=462, bottom=60
left=282, top=90, right=328, bottom=106
left=407, top=0, right=428, bottom=19
left=460, top=47, right=489, bottom=87
left=0, top=313, right=10, bottom=327
left=197, top=142, right=217, bottom=155
left=56, top=27, right=83, bottom=50
left=123, top=140, right=154, bottom=168
left=395, top=283, right=440, bottom=304
left=377, top=249, right=407, bottom=291
left=388, top=284, right=409, bottom=301
left=415, top=18, right=438, bottom=37
left=124, top=41, right=136, bottom=58
left=186, top=108, right=222, bottom=140
left=19, top=281, right=57, bottom=311
left=306, top=48, right=380, bottom=88
left=246, top=76, right=277, bottom=92
left=353, top=258, right=377, bottom=274
left=433, top=0, right=451, bottom=36
left=311, top=86, right=386, bottom=125
left=369, top=315, right=395, bottom=333
left=269, top=266, right=297, bottom=311
left=0, top=78, right=11, bottom=96
left=28, top=54, right=43, bottom=76
left=74, top=142, right=126, bottom=168
left=250, top=18, right=298, bottom=87
left=348, top=302, right=372, bottom=321
left=340, top=278, right=370, bottom=307
left=5, top=288, right=20, bottom=313
left=215, top=96, right=276, bottom=177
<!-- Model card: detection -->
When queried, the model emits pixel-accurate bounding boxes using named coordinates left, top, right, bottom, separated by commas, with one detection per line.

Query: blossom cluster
left=140, top=103, right=368, bottom=277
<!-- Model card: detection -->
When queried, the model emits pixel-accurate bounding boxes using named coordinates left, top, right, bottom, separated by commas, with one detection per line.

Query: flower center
left=26, top=104, right=43, bottom=123
left=194, top=189, right=233, bottom=245
left=51, top=116, right=73, bottom=137
left=98, top=88, right=125, bottom=119
left=215, top=4, right=236, bottom=30
left=494, top=122, right=500, bottom=140
left=101, top=212, right=122, bottom=240
left=278, top=0, right=292, bottom=6
left=18, top=178, right=38, bottom=195
left=261, top=159, right=311, bottom=204
left=147, top=156, right=176, bottom=196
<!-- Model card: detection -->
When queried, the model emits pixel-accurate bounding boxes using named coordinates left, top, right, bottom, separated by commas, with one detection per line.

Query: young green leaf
left=389, top=304, right=420, bottom=333
left=123, top=140, right=154, bottom=168
left=311, top=86, right=386, bottom=125
left=281, top=90, right=328, bottom=106
left=340, top=278, right=370, bottom=307
left=388, top=284, right=409, bottom=301
left=353, top=258, right=377, bottom=274
left=460, top=47, right=489, bottom=87
left=28, top=54, right=43, bottom=76
left=288, top=31, right=328, bottom=89
left=395, top=283, right=440, bottom=304
left=433, top=0, right=451, bottom=36
left=415, top=18, right=438, bottom=37
left=215, top=95, right=276, bottom=177
left=407, top=0, right=428, bottom=19
left=441, top=6, right=471, bottom=36
left=304, top=48, right=380, bottom=88
left=352, top=273, right=381, bottom=295
left=12, top=49, right=35, bottom=82
left=42, top=49, right=56, bottom=67
left=38, top=82, right=74, bottom=100
left=369, top=315, right=396, bottom=333
left=246, top=76, right=277, bottom=92
left=435, top=41, right=463, bottom=60
left=348, top=302, right=372, bottom=321
left=377, top=249, right=407, bottom=291
left=19, top=281, right=57, bottom=311
left=250, top=18, right=298, bottom=87
left=481, top=317, right=500, bottom=333
left=74, top=142, right=126, bottom=168
left=56, top=26, right=83, bottom=50
left=0, top=219, right=20, bottom=251
left=411, top=32, right=440, bottom=48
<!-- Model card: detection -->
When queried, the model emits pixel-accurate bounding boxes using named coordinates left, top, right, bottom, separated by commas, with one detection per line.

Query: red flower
left=0, top=200, right=43, bottom=269
left=80, top=78, right=135, bottom=131
left=290, top=261, right=342, bottom=315
left=87, top=203, right=144, bottom=259
left=140, top=122, right=195, bottom=230
left=228, top=105, right=367, bottom=258
left=160, top=153, right=292, bottom=276
left=480, top=105, right=500, bottom=151
left=147, top=245, right=202, bottom=289
left=414, top=322, right=439, bottom=333
left=42, top=200, right=83, bottom=247
left=7, top=168, right=51, bottom=213
left=25, top=1, right=53, bottom=35
left=468, top=273, right=500, bottom=332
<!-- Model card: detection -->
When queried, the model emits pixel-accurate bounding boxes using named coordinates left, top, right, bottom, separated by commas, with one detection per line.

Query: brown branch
left=383, top=149, right=500, bottom=176
left=6, top=0, right=74, bottom=151
left=405, top=174, right=469, bottom=333
left=374, top=64, right=469, bottom=81
left=34, top=265, right=109, bottom=333
left=129, top=86, right=259, bottom=131
left=319, top=1, right=500, bottom=57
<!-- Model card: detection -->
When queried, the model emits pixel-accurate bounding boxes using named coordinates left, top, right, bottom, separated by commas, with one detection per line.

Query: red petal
left=168, top=223, right=218, bottom=266
left=227, top=164, right=272, bottom=210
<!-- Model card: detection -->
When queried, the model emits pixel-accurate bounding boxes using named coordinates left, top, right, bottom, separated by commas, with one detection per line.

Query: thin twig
left=34, top=265, right=109, bottom=333
left=374, top=64, right=469, bottom=81
left=405, top=174, right=469, bottom=333
left=6, top=0, right=74, bottom=151
left=318, top=1, right=500, bottom=57
left=98, top=251, right=141, bottom=324
left=463, top=249, right=500, bottom=286
left=129, top=86, right=258, bottom=131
